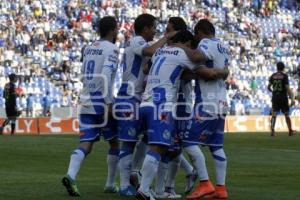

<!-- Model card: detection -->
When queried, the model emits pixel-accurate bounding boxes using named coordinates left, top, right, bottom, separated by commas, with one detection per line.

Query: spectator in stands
left=250, top=76, right=258, bottom=95
left=26, top=93, right=34, bottom=117
left=0, top=0, right=299, bottom=116
left=42, top=91, right=51, bottom=117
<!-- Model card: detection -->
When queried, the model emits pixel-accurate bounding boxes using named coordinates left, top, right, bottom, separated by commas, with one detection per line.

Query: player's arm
left=176, top=44, right=207, bottom=62
left=143, top=59, right=152, bottom=75
left=102, top=48, right=119, bottom=105
left=267, top=84, right=272, bottom=92
left=181, top=66, right=229, bottom=81
left=141, top=31, right=178, bottom=56
left=285, top=75, right=295, bottom=105
left=267, top=75, right=273, bottom=92
left=194, top=65, right=229, bottom=81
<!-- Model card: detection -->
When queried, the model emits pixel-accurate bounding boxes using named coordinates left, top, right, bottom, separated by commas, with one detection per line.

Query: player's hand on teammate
left=165, top=31, right=178, bottom=40
left=290, top=99, right=295, bottom=107
left=223, top=65, right=230, bottom=80
left=172, top=43, right=187, bottom=50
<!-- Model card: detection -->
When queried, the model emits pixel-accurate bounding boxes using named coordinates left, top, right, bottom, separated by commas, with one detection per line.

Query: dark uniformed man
left=268, top=62, right=295, bottom=136
left=0, top=74, right=19, bottom=135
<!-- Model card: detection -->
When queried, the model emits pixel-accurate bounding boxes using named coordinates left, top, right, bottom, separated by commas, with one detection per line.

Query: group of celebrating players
left=61, top=14, right=230, bottom=200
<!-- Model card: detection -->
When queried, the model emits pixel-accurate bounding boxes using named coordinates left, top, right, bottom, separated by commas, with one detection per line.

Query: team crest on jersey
left=160, top=113, right=169, bottom=122
left=163, top=130, right=171, bottom=140
left=199, top=130, right=212, bottom=142
left=128, top=128, right=136, bottom=137
left=195, top=114, right=204, bottom=123
left=79, top=132, right=85, bottom=137
left=93, top=42, right=101, bottom=47
left=123, top=111, right=133, bottom=120
left=139, top=40, right=146, bottom=46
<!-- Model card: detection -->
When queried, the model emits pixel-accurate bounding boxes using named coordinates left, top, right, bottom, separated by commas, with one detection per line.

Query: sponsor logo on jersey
left=128, top=127, right=136, bottom=137
left=163, top=130, right=171, bottom=140
left=93, top=42, right=101, bottom=47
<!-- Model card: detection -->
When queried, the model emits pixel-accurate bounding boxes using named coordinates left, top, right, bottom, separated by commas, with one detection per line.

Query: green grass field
left=0, top=133, right=300, bottom=200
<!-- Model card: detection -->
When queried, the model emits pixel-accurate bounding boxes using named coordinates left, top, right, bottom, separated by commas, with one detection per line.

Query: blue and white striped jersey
left=142, top=46, right=197, bottom=105
left=195, top=38, right=230, bottom=114
left=118, top=36, right=149, bottom=100
left=79, top=40, right=119, bottom=114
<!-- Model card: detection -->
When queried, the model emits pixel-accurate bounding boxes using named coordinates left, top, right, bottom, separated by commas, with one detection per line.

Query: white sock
left=155, top=159, right=169, bottom=194
left=119, top=146, right=134, bottom=189
left=184, top=145, right=209, bottom=181
left=131, top=140, right=147, bottom=173
left=166, top=155, right=181, bottom=188
left=139, top=150, right=161, bottom=196
left=180, top=154, right=194, bottom=175
left=211, top=147, right=227, bottom=185
left=67, top=148, right=86, bottom=180
left=105, top=148, right=119, bottom=187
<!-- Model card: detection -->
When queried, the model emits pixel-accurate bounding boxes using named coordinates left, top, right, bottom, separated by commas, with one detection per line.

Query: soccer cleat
left=119, top=185, right=137, bottom=196
left=104, top=185, right=119, bottom=193
left=136, top=190, right=156, bottom=200
left=184, top=170, right=198, bottom=194
left=271, top=130, right=275, bottom=137
left=203, top=185, right=228, bottom=199
left=289, top=130, right=296, bottom=136
left=186, top=180, right=215, bottom=200
left=61, top=175, right=81, bottom=196
left=130, top=172, right=140, bottom=189
left=155, top=187, right=182, bottom=199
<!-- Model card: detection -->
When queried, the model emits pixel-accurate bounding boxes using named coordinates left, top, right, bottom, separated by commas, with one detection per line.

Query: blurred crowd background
left=0, top=0, right=299, bottom=117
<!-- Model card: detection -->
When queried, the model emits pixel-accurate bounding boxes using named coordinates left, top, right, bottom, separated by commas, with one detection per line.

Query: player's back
left=196, top=38, right=230, bottom=114
left=269, top=71, right=288, bottom=99
left=118, top=36, right=149, bottom=100
left=4, top=82, right=16, bottom=107
left=142, top=46, right=196, bottom=105
left=79, top=40, right=119, bottom=114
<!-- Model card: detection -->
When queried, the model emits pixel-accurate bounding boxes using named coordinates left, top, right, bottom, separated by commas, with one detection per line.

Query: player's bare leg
left=270, top=112, right=277, bottom=136
left=284, top=113, right=295, bottom=136
left=10, top=117, right=16, bottom=135
left=104, top=138, right=120, bottom=193
left=0, top=119, right=10, bottom=135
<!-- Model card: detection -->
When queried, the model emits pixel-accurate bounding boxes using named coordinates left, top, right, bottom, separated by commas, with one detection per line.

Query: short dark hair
left=277, top=62, right=285, bottom=71
left=9, top=73, right=17, bottom=81
left=194, top=19, right=215, bottom=36
left=134, top=14, right=156, bottom=35
left=97, top=16, right=117, bottom=38
left=168, top=17, right=187, bottom=31
left=171, top=30, right=194, bottom=44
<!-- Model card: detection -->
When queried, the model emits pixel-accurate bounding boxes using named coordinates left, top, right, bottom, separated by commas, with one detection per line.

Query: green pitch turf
left=0, top=133, right=299, bottom=200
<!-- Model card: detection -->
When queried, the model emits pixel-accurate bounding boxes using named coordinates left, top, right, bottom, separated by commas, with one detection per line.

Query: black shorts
left=5, top=107, right=19, bottom=118
left=272, top=98, right=289, bottom=114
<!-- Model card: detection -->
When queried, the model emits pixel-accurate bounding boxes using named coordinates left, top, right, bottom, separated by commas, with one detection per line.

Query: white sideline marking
left=242, top=147, right=300, bottom=153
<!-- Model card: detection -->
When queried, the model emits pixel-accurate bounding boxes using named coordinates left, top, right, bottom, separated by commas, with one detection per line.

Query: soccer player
left=0, top=73, right=19, bottom=135
left=61, top=16, right=120, bottom=196
left=268, top=62, right=295, bottom=136
left=136, top=30, right=228, bottom=200
left=116, top=14, right=176, bottom=196
left=177, top=19, right=230, bottom=199
left=154, top=17, right=196, bottom=199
